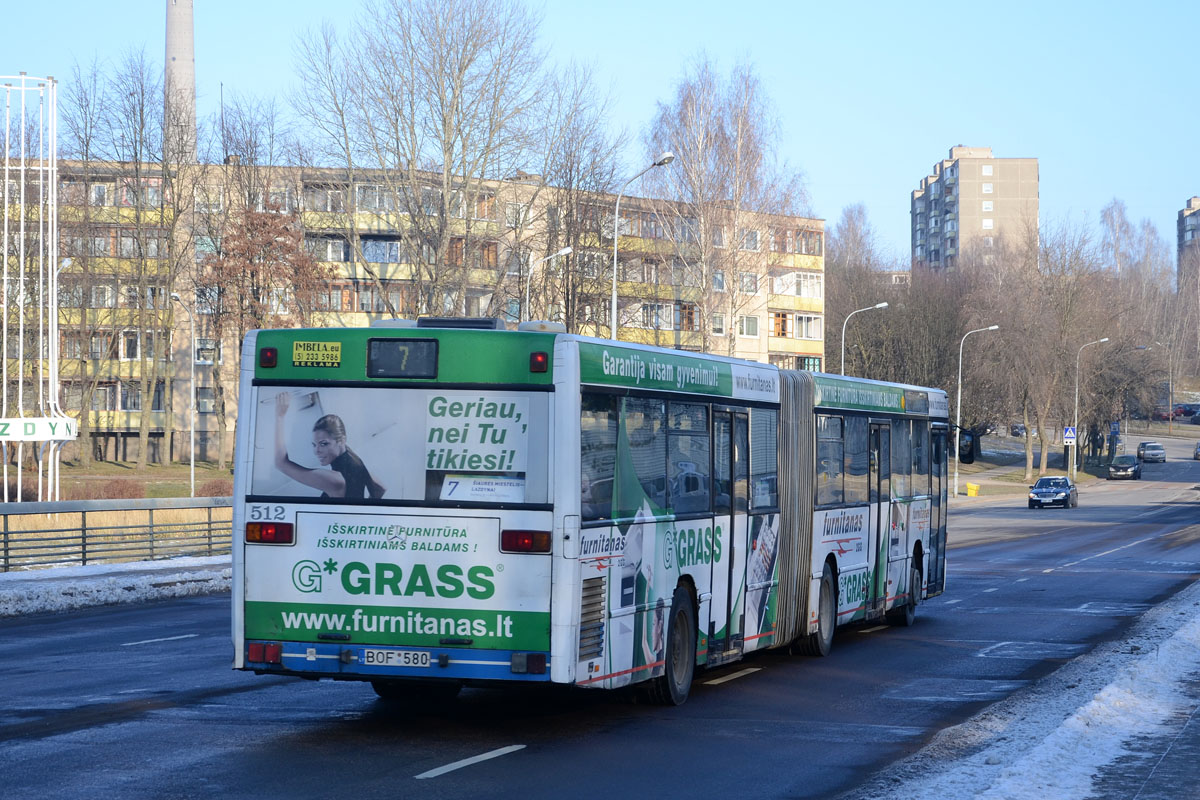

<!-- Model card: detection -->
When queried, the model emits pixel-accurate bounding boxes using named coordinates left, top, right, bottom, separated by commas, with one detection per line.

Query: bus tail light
left=529, top=351, right=549, bottom=373
left=246, top=522, right=294, bottom=544
left=500, top=529, right=551, bottom=553
left=259, top=347, right=278, bottom=368
left=247, top=642, right=283, bottom=664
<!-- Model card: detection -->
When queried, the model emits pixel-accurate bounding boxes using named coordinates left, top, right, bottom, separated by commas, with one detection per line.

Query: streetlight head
left=557, top=246, right=573, bottom=257
left=170, top=292, right=181, bottom=301
left=987, top=325, right=999, bottom=331
left=1099, top=337, right=1109, bottom=343
left=654, top=151, right=675, bottom=167
left=874, top=302, right=888, bottom=309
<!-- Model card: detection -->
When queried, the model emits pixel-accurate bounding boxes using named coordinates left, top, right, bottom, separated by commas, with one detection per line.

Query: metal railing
left=0, top=497, right=233, bottom=571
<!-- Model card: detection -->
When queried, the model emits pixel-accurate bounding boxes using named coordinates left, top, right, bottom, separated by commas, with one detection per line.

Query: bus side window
left=617, top=397, right=667, bottom=517
left=750, top=408, right=778, bottom=509
left=891, top=419, right=911, bottom=499
left=581, top=393, right=618, bottom=521
left=669, top=403, right=710, bottom=514
left=843, top=415, right=868, bottom=504
left=816, top=414, right=844, bottom=506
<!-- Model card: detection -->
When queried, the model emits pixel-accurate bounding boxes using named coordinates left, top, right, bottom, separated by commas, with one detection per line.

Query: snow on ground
left=0, top=556, right=231, bottom=617
left=841, top=579, right=1200, bottom=799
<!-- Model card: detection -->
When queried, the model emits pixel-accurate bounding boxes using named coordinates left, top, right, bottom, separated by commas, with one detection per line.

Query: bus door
left=928, top=427, right=948, bottom=594
left=868, top=422, right=891, bottom=614
left=709, top=409, right=749, bottom=659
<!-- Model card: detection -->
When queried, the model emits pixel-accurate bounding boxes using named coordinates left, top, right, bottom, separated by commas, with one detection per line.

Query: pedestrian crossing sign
left=1064, top=426, right=1077, bottom=445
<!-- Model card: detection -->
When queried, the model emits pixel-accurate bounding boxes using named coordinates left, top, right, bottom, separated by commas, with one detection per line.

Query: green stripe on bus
left=245, top=601, right=551, bottom=651
left=254, top=328, right=558, bottom=384
left=579, top=341, right=734, bottom=396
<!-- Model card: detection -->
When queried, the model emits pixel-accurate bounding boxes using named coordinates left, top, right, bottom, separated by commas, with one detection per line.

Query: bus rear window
left=250, top=385, right=548, bottom=504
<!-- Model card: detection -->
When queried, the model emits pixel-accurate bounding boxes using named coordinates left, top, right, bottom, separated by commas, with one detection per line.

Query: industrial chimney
left=165, top=0, right=197, bottom=163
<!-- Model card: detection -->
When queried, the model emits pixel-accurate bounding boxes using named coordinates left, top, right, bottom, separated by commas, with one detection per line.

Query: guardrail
left=0, top=497, right=233, bottom=571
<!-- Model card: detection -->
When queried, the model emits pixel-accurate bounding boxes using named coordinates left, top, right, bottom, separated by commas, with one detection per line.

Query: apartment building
left=911, top=146, right=1038, bottom=268
left=1178, top=197, right=1200, bottom=294
left=50, top=161, right=824, bottom=462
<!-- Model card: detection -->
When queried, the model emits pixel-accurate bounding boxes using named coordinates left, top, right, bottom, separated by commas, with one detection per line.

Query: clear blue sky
left=5, top=1, right=1196, bottom=261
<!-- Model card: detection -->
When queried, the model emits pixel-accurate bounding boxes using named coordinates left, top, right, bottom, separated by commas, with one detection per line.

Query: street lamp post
left=171, top=292, right=196, bottom=497
left=524, top=246, right=572, bottom=322
left=840, top=302, right=888, bottom=376
left=610, top=152, right=674, bottom=339
left=1073, top=337, right=1109, bottom=481
left=953, top=324, right=999, bottom=498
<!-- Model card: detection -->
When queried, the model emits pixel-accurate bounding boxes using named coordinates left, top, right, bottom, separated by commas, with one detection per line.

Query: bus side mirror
left=959, top=432, right=975, bottom=464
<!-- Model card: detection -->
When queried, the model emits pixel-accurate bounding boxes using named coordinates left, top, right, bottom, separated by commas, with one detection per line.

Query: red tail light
left=246, top=521, right=294, bottom=544
left=247, top=641, right=283, bottom=664
left=501, top=529, right=551, bottom=553
left=529, top=351, right=549, bottom=373
left=259, top=347, right=278, bottom=368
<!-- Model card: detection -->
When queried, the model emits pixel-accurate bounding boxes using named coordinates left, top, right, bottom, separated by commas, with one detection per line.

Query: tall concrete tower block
left=165, top=0, right=197, bottom=163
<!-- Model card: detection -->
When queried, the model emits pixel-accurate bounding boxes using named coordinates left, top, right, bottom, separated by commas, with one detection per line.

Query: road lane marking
left=120, top=634, right=198, bottom=647
left=859, top=625, right=889, bottom=634
left=983, top=588, right=999, bottom=593
left=1016, top=577, right=1030, bottom=582
left=415, top=745, right=525, bottom=779
left=1042, top=531, right=1169, bottom=574
left=705, top=667, right=761, bottom=685
left=945, top=599, right=963, bottom=604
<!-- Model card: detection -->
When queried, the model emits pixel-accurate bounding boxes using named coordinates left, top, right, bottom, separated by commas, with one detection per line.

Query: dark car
left=1142, top=443, right=1167, bottom=463
left=1107, top=455, right=1141, bottom=480
left=1137, top=441, right=1154, bottom=460
left=1010, top=423, right=1026, bottom=437
left=1028, top=476, right=1078, bottom=509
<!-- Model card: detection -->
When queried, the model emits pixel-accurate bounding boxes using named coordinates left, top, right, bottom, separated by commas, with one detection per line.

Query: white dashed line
left=705, top=667, right=761, bottom=685
left=120, top=634, right=198, bottom=647
left=415, top=745, right=526, bottom=779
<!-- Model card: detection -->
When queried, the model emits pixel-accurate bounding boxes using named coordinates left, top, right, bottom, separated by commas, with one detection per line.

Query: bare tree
left=292, top=0, right=546, bottom=320
left=644, top=57, right=807, bottom=356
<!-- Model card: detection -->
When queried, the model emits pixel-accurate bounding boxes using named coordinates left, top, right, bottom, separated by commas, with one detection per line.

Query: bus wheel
left=797, top=562, right=836, bottom=657
left=887, top=566, right=920, bottom=627
left=648, top=586, right=696, bottom=706
left=371, top=679, right=461, bottom=705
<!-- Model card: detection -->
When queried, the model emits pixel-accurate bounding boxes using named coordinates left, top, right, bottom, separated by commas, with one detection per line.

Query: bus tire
left=798, top=562, right=836, bottom=657
left=648, top=586, right=696, bottom=706
left=371, top=679, right=461, bottom=705
left=887, top=565, right=920, bottom=627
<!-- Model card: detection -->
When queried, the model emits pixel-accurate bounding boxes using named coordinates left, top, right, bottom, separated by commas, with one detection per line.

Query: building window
left=796, top=314, right=822, bottom=340
left=739, top=272, right=758, bottom=294
left=738, top=315, right=759, bottom=337
left=981, top=164, right=994, bottom=176
left=770, top=312, right=790, bottom=337
left=982, top=200, right=993, bottom=212
left=713, top=270, right=726, bottom=292
left=120, top=330, right=140, bottom=360
left=982, top=218, right=994, bottom=230
left=642, top=302, right=669, bottom=329
left=675, top=302, right=697, bottom=332
left=740, top=229, right=760, bottom=251
left=983, top=237, right=994, bottom=248
left=800, top=356, right=821, bottom=371
left=504, top=298, right=520, bottom=323
left=712, top=227, right=725, bottom=248
left=982, top=183, right=993, bottom=194
left=195, top=338, right=222, bottom=365
left=711, top=313, right=725, bottom=336
left=197, top=386, right=216, bottom=414
left=473, top=193, right=496, bottom=220
left=505, top=202, right=529, bottom=228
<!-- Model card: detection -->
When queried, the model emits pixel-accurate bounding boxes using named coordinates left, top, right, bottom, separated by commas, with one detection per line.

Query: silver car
left=1142, top=443, right=1167, bottom=463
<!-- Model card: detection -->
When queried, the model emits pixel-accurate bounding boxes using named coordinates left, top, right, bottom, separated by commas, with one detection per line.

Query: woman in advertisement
left=274, top=392, right=386, bottom=499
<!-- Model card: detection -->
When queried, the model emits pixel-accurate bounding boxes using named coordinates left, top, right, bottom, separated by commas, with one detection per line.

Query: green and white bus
left=231, top=318, right=949, bottom=704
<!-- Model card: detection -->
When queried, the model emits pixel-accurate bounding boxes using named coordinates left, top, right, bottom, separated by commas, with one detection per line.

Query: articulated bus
left=231, top=318, right=949, bottom=704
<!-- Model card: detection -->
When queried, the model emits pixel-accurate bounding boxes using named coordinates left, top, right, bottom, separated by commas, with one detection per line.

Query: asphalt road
left=3, top=444, right=1199, bottom=800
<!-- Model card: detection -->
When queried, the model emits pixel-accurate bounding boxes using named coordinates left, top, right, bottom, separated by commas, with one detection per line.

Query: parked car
left=1010, top=423, right=1026, bottom=437
left=1028, top=476, right=1078, bottom=509
left=1142, top=442, right=1167, bottom=463
left=1107, top=455, right=1142, bottom=480
left=1194, top=442, right=1200, bottom=460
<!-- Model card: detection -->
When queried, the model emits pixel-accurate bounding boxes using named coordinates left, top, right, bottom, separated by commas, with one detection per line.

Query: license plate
left=361, top=648, right=431, bottom=668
